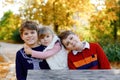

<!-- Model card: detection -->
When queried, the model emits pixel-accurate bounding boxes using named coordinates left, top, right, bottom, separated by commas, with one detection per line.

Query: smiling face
left=62, top=34, right=82, bottom=51
left=40, top=33, right=53, bottom=46
left=38, top=27, right=54, bottom=46
left=21, top=28, right=38, bottom=47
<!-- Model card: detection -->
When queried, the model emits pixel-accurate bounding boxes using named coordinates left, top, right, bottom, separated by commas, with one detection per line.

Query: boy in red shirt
left=59, top=30, right=111, bottom=69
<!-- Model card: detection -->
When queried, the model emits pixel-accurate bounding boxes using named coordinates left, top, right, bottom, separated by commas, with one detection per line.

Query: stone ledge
left=27, top=70, right=120, bottom=80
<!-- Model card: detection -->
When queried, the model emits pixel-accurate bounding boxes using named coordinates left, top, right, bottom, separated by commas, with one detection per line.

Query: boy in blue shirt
left=15, top=21, right=50, bottom=80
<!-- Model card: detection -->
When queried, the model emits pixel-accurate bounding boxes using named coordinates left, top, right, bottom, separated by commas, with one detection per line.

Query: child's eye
left=70, top=37, right=73, bottom=40
left=31, top=31, right=35, bottom=34
left=46, top=35, right=50, bottom=38
left=24, top=33, right=28, bottom=35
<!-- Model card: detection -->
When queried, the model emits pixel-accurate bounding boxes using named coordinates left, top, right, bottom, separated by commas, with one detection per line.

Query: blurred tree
left=19, top=0, right=94, bottom=33
left=0, top=11, right=21, bottom=41
left=89, top=0, right=120, bottom=43
left=106, top=0, right=120, bottom=41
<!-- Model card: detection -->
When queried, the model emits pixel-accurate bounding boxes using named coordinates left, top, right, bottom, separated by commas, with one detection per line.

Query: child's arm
left=96, top=43, right=111, bottom=69
left=24, top=44, right=33, bottom=55
left=24, top=42, right=61, bottom=59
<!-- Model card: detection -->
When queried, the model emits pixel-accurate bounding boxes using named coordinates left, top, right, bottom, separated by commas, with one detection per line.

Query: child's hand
left=24, top=44, right=32, bottom=55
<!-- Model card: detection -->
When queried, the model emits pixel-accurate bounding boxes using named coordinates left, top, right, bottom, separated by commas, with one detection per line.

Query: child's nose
left=69, top=41, right=73, bottom=45
left=28, top=33, right=32, bottom=37
left=44, top=37, right=47, bottom=41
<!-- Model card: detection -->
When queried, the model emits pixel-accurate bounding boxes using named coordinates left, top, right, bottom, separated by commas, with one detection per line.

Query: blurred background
left=0, top=0, right=120, bottom=80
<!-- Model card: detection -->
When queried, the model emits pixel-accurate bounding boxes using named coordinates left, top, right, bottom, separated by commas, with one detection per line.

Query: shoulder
left=16, top=48, right=24, bottom=58
left=89, top=42, right=102, bottom=50
left=89, top=42, right=101, bottom=47
left=68, top=51, right=74, bottom=56
left=16, top=48, right=24, bottom=54
left=53, top=35, right=60, bottom=44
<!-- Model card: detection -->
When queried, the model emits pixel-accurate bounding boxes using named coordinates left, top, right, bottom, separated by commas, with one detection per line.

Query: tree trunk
left=54, top=23, right=58, bottom=34
left=113, top=21, right=117, bottom=41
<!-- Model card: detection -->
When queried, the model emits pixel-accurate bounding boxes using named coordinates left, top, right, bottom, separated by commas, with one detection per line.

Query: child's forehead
left=67, top=34, right=74, bottom=37
left=23, top=28, right=36, bottom=31
left=22, top=28, right=37, bottom=33
left=40, top=32, right=52, bottom=36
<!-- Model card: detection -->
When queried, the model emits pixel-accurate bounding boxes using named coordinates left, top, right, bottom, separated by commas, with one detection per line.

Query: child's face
left=40, top=33, right=53, bottom=46
left=21, top=28, right=38, bottom=47
left=62, top=34, right=82, bottom=51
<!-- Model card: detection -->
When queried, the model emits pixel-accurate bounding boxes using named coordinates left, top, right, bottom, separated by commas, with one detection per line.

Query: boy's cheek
left=67, top=49, right=71, bottom=52
left=20, top=35, right=24, bottom=41
left=66, top=47, right=71, bottom=51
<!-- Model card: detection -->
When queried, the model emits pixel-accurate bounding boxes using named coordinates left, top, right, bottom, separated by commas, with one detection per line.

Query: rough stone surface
left=27, top=70, right=120, bottom=80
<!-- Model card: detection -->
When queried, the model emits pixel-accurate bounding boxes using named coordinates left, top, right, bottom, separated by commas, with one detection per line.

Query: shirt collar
left=72, top=41, right=90, bottom=55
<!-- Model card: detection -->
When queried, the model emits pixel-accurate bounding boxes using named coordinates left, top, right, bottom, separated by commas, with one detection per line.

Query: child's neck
left=77, top=42, right=85, bottom=51
left=80, top=42, right=86, bottom=51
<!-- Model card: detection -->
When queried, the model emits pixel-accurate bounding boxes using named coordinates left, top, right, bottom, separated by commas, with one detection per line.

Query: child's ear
left=20, top=34, right=24, bottom=40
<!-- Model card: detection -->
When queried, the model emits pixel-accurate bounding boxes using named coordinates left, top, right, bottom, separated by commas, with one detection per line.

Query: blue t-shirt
left=15, top=45, right=50, bottom=80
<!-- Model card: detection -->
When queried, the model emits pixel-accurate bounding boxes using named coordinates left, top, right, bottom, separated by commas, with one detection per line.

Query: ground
left=0, top=42, right=120, bottom=80
left=0, top=42, right=23, bottom=80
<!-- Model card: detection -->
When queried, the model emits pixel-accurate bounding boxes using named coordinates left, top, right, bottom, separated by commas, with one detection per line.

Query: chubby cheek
left=40, top=39, right=44, bottom=43
left=34, top=38, right=38, bottom=43
left=40, top=40, right=46, bottom=45
left=66, top=46, right=72, bottom=50
left=34, top=36, right=38, bottom=40
left=21, top=35, right=25, bottom=41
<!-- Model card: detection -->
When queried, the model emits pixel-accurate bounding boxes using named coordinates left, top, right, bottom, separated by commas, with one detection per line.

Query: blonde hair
left=38, top=27, right=54, bottom=40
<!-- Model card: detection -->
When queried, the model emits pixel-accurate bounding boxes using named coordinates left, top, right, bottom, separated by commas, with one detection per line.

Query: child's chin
left=42, top=44, right=48, bottom=46
left=44, top=44, right=49, bottom=46
left=27, top=42, right=36, bottom=45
